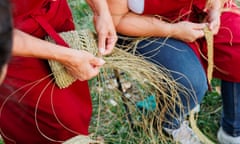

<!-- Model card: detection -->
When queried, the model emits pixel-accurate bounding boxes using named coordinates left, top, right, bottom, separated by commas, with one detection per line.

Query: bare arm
left=13, top=29, right=71, bottom=60
left=12, top=29, right=105, bottom=81
left=107, top=0, right=206, bottom=42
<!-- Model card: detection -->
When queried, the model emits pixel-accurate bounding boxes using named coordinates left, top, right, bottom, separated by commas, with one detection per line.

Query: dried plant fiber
left=46, top=29, right=213, bottom=144
left=46, top=30, right=97, bottom=88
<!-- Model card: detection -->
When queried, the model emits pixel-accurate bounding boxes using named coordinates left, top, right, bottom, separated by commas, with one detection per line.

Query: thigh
left=0, top=81, right=92, bottom=144
left=136, top=37, right=208, bottom=108
left=0, top=57, right=92, bottom=143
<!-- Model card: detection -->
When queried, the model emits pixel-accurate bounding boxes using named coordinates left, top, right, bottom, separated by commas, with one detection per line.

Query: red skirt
left=0, top=0, right=92, bottom=143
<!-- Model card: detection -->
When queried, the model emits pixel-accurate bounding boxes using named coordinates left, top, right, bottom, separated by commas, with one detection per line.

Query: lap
left=135, top=37, right=208, bottom=108
left=0, top=57, right=92, bottom=143
left=136, top=37, right=207, bottom=87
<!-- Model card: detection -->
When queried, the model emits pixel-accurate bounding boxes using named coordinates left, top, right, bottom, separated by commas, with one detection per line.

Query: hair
left=0, top=0, right=13, bottom=73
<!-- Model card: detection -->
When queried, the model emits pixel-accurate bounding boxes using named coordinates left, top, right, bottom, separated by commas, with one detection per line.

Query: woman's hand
left=13, top=30, right=105, bottom=81
left=86, top=0, right=117, bottom=56
left=204, top=0, right=222, bottom=34
left=60, top=49, right=105, bottom=81
left=171, top=21, right=207, bottom=42
left=93, top=12, right=117, bottom=55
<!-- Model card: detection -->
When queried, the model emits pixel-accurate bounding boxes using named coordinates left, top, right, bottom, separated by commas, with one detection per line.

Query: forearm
left=85, top=0, right=109, bottom=16
left=207, top=0, right=223, bottom=11
left=107, top=0, right=174, bottom=37
left=12, top=29, right=73, bottom=63
left=114, top=13, right=174, bottom=37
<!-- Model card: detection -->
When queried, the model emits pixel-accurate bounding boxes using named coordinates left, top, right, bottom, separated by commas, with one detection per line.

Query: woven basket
left=46, top=30, right=98, bottom=89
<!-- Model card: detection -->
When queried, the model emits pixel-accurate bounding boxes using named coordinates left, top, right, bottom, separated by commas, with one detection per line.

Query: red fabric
left=0, top=0, right=92, bottom=143
left=213, top=11, right=240, bottom=81
left=143, top=0, right=240, bottom=82
left=143, top=0, right=206, bottom=22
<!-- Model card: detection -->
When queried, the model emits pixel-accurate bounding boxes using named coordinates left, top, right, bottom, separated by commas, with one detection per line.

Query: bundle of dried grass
left=46, top=29, right=199, bottom=143
left=46, top=29, right=182, bottom=102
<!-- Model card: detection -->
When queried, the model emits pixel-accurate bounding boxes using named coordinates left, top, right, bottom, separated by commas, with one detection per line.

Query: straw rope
left=204, top=27, right=214, bottom=84
left=189, top=27, right=215, bottom=144
left=190, top=111, right=215, bottom=144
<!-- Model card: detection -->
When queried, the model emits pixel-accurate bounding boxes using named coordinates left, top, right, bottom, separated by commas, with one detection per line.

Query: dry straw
left=189, top=27, right=215, bottom=144
left=46, top=29, right=183, bottom=105
left=46, top=29, right=210, bottom=143
left=204, top=27, right=214, bottom=84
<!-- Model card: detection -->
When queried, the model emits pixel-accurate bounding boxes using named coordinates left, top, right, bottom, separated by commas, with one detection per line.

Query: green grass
left=197, top=79, right=222, bottom=143
left=88, top=78, right=222, bottom=144
left=67, top=0, right=93, bottom=30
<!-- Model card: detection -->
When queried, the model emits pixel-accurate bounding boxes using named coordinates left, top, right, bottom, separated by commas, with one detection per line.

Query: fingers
left=90, top=57, right=105, bottom=67
left=85, top=57, right=105, bottom=80
left=65, top=52, right=105, bottom=81
left=105, top=36, right=117, bottom=54
left=70, top=58, right=104, bottom=81
left=198, top=29, right=205, bottom=38
left=208, top=20, right=220, bottom=34
left=97, top=33, right=107, bottom=55
left=192, top=23, right=207, bottom=39
left=195, top=23, right=207, bottom=30
left=98, top=34, right=117, bottom=55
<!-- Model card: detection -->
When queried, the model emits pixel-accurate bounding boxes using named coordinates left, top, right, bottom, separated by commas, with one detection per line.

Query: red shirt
left=142, top=0, right=240, bottom=82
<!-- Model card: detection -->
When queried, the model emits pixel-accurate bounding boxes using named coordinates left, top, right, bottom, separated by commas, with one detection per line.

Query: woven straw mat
left=46, top=30, right=98, bottom=89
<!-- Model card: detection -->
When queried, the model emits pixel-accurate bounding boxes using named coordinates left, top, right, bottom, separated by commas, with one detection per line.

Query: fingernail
left=99, top=59, right=105, bottom=64
left=110, top=37, right=116, bottom=42
left=99, top=48, right=105, bottom=54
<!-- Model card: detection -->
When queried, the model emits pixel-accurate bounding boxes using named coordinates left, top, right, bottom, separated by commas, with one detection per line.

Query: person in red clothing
left=0, top=0, right=13, bottom=85
left=107, top=0, right=240, bottom=143
left=0, top=0, right=117, bottom=143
